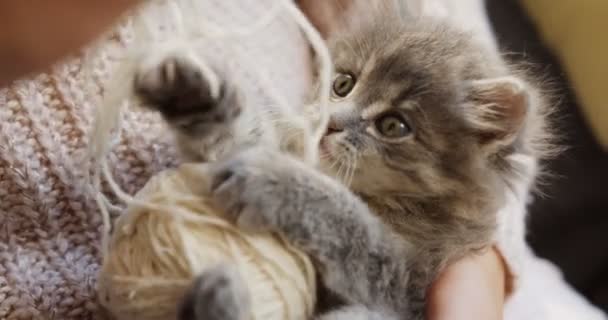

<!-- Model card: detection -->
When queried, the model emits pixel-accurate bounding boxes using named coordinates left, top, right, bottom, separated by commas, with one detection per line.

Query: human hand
left=427, top=247, right=509, bottom=320
left=0, top=0, right=141, bottom=86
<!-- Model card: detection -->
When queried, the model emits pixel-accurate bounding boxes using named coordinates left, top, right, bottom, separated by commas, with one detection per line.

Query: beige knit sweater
left=0, top=1, right=312, bottom=318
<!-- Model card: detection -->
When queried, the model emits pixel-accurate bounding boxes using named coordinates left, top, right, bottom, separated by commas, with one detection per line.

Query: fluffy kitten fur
left=133, top=2, right=551, bottom=319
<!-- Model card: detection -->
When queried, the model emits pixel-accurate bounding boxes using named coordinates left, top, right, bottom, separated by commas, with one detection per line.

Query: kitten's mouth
left=319, top=125, right=342, bottom=159
left=325, top=127, right=342, bottom=136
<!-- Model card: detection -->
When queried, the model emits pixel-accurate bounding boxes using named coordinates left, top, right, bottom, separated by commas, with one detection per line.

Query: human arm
left=0, top=0, right=141, bottom=86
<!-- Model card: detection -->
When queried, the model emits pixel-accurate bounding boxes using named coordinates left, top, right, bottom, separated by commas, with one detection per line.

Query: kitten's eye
left=332, top=73, right=356, bottom=97
left=375, top=114, right=412, bottom=138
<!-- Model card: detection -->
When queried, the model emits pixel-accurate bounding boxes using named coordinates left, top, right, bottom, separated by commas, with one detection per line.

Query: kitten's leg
left=316, top=305, right=400, bottom=320
left=133, top=50, right=252, bottom=161
left=206, top=147, right=413, bottom=315
left=178, top=265, right=250, bottom=320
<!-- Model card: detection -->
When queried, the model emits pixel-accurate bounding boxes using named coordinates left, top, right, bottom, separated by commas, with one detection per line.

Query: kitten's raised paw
left=134, top=53, right=215, bottom=114
left=134, top=52, right=241, bottom=132
left=178, top=265, right=250, bottom=320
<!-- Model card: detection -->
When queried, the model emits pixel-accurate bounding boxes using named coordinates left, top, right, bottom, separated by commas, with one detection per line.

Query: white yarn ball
left=97, top=164, right=316, bottom=320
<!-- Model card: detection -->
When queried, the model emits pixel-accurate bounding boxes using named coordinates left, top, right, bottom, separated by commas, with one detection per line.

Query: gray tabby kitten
left=133, top=3, right=550, bottom=320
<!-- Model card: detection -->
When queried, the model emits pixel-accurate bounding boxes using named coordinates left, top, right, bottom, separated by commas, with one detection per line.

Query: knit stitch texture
left=0, top=1, right=312, bottom=319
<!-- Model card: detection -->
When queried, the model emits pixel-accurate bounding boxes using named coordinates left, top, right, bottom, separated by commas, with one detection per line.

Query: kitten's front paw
left=209, top=148, right=295, bottom=233
left=178, top=265, right=250, bottom=320
left=133, top=51, right=241, bottom=131
left=134, top=52, right=214, bottom=114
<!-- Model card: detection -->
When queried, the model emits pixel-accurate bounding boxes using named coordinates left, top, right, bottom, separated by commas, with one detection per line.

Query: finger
left=426, top=248, right=507, bottom=320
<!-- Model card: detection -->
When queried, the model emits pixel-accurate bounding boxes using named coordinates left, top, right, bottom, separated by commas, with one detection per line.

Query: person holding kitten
left=0, top=0, right=603, bottom=319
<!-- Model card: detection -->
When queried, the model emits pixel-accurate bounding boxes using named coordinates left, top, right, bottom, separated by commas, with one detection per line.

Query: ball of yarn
left=97, top=164, right=316, bottom=320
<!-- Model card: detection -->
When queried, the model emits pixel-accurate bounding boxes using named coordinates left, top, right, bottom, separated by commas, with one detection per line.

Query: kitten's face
left=318, top=19, right=525, bottom=199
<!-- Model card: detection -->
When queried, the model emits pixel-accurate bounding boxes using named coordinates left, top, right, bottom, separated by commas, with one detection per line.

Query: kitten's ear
left=466, top=76, right=529, bottom=148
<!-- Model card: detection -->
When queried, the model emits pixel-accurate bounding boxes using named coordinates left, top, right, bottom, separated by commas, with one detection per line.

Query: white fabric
left=506, top=247, right=606, bottom=320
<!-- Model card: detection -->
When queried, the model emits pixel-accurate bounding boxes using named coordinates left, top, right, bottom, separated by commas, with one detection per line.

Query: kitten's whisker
left=327, top=156, right=341, bottom=172
left=319, top=152, right=334, bottom=160
left=328, top=160, right=338, bottom=171
left=339, top=151, right=353, bottom=185
left=336, top=161, right=346, bottom=184
left=344, top=161, right=353, bottom=187
left=346, top=154, right=355, bottom=188
left=346, top=154, right=358, bottom=188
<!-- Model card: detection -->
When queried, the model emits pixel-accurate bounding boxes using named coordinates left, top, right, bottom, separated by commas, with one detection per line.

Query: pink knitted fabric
left=0, top=1, right=312, bottom=319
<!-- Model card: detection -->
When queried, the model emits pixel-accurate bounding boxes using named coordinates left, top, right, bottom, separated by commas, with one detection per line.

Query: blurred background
left=486, top=0, right=608, bottom=311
